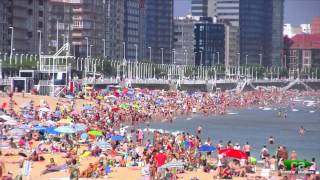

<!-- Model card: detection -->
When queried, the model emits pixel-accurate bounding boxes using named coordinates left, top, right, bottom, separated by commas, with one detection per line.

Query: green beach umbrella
left=284, top=160, right=312, bottom=170
left=88, top=130, right=103, bottom=137
left=119, top=104, right=130, bottom=109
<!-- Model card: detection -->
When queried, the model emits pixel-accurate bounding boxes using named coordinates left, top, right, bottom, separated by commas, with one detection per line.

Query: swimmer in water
left=283, top=111, right=287, bottom=119
left=299, top=126, right=305, bottom=136
left=268, top=136, right=274, bottom=144
left=278, top=110, right=282, bottom=117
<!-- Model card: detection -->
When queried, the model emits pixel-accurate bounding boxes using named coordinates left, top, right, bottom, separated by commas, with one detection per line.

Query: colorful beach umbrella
left=88, top=130, right=103, bottom=137
left=219, top=149, right=248, bottom=159
left=199, top=144, right=215, bottom=152
left=109, top=135, right=124, bottom=141
left=284, top=160, right=313, bottom=170
left=54, top=126, right=76, bottom=134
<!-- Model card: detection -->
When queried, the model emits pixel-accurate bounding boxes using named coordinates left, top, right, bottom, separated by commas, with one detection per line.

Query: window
left=28, top=9, right=33, bottom=15
left=39, top=0, right=43, bottom=6
left=28, top=0, right=33, bottom=4
left=39, top=11, right=43, bottom=17
left=27, top=32, right=32, bottom=38
left=38, top=21, right=43, bottom=28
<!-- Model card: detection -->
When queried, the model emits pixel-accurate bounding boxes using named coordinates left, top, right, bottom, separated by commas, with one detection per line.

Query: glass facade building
left=239, top=0, right=284, bottom=66
left=145, top=0, right=173, bottom=64
left=194, top=17, right=225, bottom=66
left=192, top=0, right=208, bottom=17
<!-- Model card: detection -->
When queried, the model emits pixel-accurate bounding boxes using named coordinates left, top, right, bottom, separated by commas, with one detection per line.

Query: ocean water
left=139, top=98, right=320, bottom=163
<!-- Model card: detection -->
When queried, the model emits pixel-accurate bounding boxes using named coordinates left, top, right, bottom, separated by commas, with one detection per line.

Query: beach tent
left=109, top=135, right=124, bottom=141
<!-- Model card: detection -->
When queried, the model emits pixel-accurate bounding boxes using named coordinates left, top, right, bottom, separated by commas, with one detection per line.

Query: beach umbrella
left=8, top=128, right=26, bottom=136
left=83, top=105, right=93, bottom=111
left=284, top=160, right=313, bottom=170
left=70, top=110, right=79, bottom=116
left=104, top=95, right=117, bottom=100
left=0, top=115, right=14, bottom=121
left=109, top=135, right=124, bottom=141
left=39, top=107, right=50, bottom=112
left=80, top=133, right=88, bottom=141
left=72, top=123, right=87, bottom=132
left=119, top=104, right=130, bottom=109
left=57, top=118, right=72, bottom=124
left=18, top=124, right=31, bottom=130
left=219, top=149, right=248, bottom=159
left=54, top=126, right=76, bottom=134
left=88, top=130, right=103, bottom=137
left=94, top=141, right=112, bottom=150
left=42, top=120, right=57, bottom=127
left=159, top=161, right=185, bottom=170
left=45, top=127, right=60, bottom=135
left=65, top=95, right=74, bottom=99
left=199, top=145, right=215, bottom=152
left=112, top=107, right=120, bottom=112
left=32, top=125, right=46, bottom=131
left=3, top=120, right=18, bottom=125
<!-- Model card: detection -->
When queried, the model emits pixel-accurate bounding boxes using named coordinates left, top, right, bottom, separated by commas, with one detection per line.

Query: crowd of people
left=0, top=86, right=319, bottom=179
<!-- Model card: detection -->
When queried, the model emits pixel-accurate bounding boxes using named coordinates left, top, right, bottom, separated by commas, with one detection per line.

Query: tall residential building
left=107, top=0, right=124, bottom=60
left=145, top=0, right=173, bottom=64
left=191, top=0, right=208, bottom=18
left=239, top=0, right=284, bottom=66
left=209, top=0, right=239, bottom=67
left=194, top=17, right=225, bottom=66
left=0, top=0, right=8, bottom=53
left=173, top=16, right=195, bottom=65
left=311, top=17, right=320, bottom=34
left=124, top=0, right=143, bottom=61
left=46, top=0, right=107, bottom=58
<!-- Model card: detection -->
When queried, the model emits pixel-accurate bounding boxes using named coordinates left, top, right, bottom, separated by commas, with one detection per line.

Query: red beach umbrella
left=112, top=107, right=120, bottom=112
left=219, top=148, right=248, bottom=159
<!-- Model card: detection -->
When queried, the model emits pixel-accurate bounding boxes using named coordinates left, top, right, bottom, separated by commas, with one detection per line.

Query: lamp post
left=9, top=27, right=14, bottom=65
left=200, top=51, right=203, bottom=66
left=237, top=52, right=240, bottom=78
left=102, top=39, right=106, bottom=58
left=245, top=54, right=248, bottom=65
left=161, top=48, right=164, bottom=65
left=185, top=49, right=188, bottom=65
left=259, top=53, right=262, bottom=66
left=148, top=46, right=151, bottom=62
left=134, top=44, right=138, bottom=62
left=123, top=42, right=126, bottom=61
left=85, top=37, right=88, bottom=78
left=216, top=51, right=220, bottom=65
left=38, top=30, right=42, bottom=57
left=172, top=49, right=175, bottom=64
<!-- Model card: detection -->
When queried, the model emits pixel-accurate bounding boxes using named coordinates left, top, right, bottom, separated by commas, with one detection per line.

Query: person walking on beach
left=69, top=159, right=79, bottom=180
left=197, top=126, right=202, bottom=135
left=243, top=142, right=251, bottom=157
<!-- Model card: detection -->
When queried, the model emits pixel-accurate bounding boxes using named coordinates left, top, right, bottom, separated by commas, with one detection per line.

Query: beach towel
left=80, top=151, right=91, bottom=158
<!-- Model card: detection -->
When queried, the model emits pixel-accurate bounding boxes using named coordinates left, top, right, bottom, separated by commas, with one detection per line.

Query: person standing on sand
left=243, top=142, right=251, bottom=157
left=69, top=159, right=79, bottom=180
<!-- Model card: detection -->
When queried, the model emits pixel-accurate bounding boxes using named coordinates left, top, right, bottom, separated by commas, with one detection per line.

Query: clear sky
left=174, top=0, right=320, bottom=25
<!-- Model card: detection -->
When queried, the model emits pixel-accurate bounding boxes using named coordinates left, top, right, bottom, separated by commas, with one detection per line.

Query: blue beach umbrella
left=32, top=125, right=46, bottom=131
left=94, top=141, right=112, bottom=149
left=199, top=145, right=215, bottom=152
left=54, top=126, right=76, bottom=134
left=80, top=133, right=88, bottom=141
left=72, top=123, right=87, bottom=132
left=109, top=135, right=124, bottom=141
left=45, top=127, right=60, bottom=135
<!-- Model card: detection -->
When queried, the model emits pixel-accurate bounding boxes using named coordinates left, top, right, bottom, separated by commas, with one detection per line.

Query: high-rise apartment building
left=191, top=0, right=208, bottom=18
left=124, top=0, right=143, bottom=61
left=209, top=0, right=239, bottom=67
left=0, top=0, right=8, bottom=53
left=194, top=17, right=225, bottom=66
left=145, top=0, right=173, bottom=64
left=174, top=16, right=195, bottom=65
left=240, top=0, right=284, bottom=66
left=46, top=0, right=107, bottom=58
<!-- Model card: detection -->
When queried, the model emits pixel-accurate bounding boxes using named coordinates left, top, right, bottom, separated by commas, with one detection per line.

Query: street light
left=161, top=48, right=164, bottom=65
left=200, top=51, right=203, bottom=66
left=237, top=52, right=240, bottom=78
left=148, top=47, right=151, bottom=62
left=245, top=54, right=248, bottom=65
left=38, top=30, right=42, bottom=57
left=85, top=37, right=89, bottom=58
left=134, top=44, right=138, bottom=62
left=9, top=27, right=14, bottom=65
left=89, top=45, right=93, bottom=57
left=216, top=51, right=220, bottom=65
left=185, top=49, right=188, bottom=65
left=123, top=42, right=126, bottom=61
left=259, top=53, right=262, bottom=66
left=172, top=49, right=175, bottom=64
left=102, top=39, right=106, bottom=58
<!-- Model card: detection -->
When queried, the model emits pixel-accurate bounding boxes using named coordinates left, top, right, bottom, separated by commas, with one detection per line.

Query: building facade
left=173, top=16, right=195, bottom=65
left=210, top=0, right=239, bottom=67
left=194, top=17, right=225, bottom=66
left=240, top=0, right=284, bottom=66
left=311, top=17, right=320, bottom=34
left=0, top=0, right=8, bottom=53
left=191, top=0, right=208, bottom=18
left=145, top=0, right=173, bottom=64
